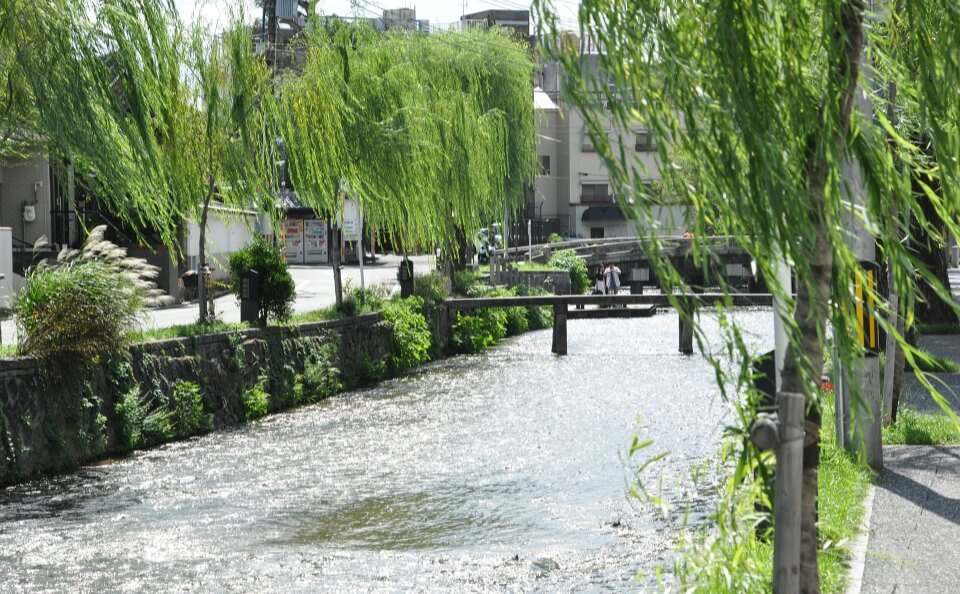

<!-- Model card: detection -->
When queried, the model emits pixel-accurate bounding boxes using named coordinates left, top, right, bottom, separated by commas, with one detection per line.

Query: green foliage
left=661, top=390, right=872, bottom=592
left=339, top=282, right=391, bottom=317
left=289, top=306, right=344, bottom=324
left=450, top=309, right=507, bottom=354
left=280, top=24, right=537, bottom=256
left=547, top=232, right=564, bottom=243
left=453, top=270, right=483, bottom=296
left=228, top=235, right=296, bottom=326
left=513, top=284, right=554, bottom=330
left=916, top=322, right=960, bottom=335
left=130, top=321, right=250, bottom=343
left=884, top=408, right=960, bottom=445
left=241, top=376, right=270, bottom=421
left=142, top=380, right=213, bottom=445
left=296, top=342, right=343, bottom=405
left=546, top=249, right=589, bottom=294
left=382, top=297, right=432, bottom=374
left=910, top=350, right=960, bottom=373
left=114, top=387, right=146, bottom=450
left=13, top=260, right=143, bottom=358
left=412, top=271, right=448, bottom=305
left=342, top=355, right=387, bottom=390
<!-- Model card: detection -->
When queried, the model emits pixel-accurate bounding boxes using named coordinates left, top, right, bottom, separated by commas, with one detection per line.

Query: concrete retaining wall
left=0, top=313, right=390, bottom=486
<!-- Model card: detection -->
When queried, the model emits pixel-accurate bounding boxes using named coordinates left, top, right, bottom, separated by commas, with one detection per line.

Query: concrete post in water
left=552, top=302, right=567, bottom=355
left=678, top=298, right=695, bottom=354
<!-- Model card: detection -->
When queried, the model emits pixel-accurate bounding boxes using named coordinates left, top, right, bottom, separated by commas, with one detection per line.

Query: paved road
left=0, top=253, right=434, bottom=347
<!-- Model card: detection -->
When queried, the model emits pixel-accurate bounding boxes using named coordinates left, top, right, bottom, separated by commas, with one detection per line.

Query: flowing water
left=0, top=310, right=773, bottom=592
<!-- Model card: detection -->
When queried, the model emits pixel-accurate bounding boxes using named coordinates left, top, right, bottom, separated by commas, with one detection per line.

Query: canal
left=0, top=310, right=772, bottom=592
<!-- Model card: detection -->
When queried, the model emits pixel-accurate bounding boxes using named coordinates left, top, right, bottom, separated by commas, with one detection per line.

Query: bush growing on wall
left=228, top=235, right=296, bottom=326
left=382, top=297, right=432, bottom=373
left=13, top=260, right=143, bottom=358
left=546, top=249, right=590, bottom=294
left=513, top=284, right=553, bottom=330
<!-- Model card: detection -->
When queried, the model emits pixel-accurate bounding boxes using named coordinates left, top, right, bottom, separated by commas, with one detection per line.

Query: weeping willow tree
left=3, top=2, right=279, bottom=322
left=1, top=0, right=192, bottom=242
left=179, top=20, right=280, bottom=321
left=278, top=21, right=537, bottom=264
left=536, top=1, right=960, bottom=591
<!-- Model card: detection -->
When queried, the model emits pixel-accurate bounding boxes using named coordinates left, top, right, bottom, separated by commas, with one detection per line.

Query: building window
left=538, top=155, right=550, bottom=176
left=581, top=127, right=595, bottom=152
left=581, top=183, right=611, bottom=204
left=636, top=129, right=656, bottom=152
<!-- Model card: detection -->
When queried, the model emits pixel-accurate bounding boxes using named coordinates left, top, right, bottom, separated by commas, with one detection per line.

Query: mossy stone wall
left=0, top=313, right=389, bottom=486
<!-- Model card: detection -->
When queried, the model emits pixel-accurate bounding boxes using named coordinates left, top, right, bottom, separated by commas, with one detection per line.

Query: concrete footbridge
left=446, top=292, right=772, bottom=355
left=506, top=236, right=761, bottom=293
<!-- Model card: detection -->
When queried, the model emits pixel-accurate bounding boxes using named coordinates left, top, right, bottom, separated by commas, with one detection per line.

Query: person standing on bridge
left=605, top=262, right=621, bottom=295
left=594, top=265, right=606, bottom=295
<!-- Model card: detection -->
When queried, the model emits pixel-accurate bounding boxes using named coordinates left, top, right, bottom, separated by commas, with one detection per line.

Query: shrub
left=488, top=287, right=528, bottom=336
left=451, top=308, right=507, bottom=354
left=548, top=232, right=564, bottom=243
left=114, top=387, right=146, bottom=449
left=513, top=285, right=553, bottom=330
left=242, top=376, right=270, bottom=421
left=340, top=282, right=391, bottom=316
left=13, top=259, right=143, bottom=358
left=342, top=355, right=387, bottom=389
left=383, top=297, right=432, bottom=373
left=546, top=249, right=590, bottom=294
left=413, top=271, right=448, bottom=305
left=296, top=342, right=342, bottom=404
left=228, top=235, right=296, bottom=326
left=141, top=380, right=213, bottom=445
left=168, top=380, right=213, bottom=437
left=453, top=270, right=483, bottom=296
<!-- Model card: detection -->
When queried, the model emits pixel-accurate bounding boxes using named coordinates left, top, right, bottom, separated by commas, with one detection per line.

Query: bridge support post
left=552, top=302, right=567, bottom=355
left=678, top=298, right=695, bottom=354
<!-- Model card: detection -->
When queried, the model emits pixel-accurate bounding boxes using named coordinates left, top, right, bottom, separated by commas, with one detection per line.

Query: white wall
left=0, top=156, right=51, bottom=246
left=0, top=227, right=12, bottom=309
left=185, top=205, right=259, bottom=277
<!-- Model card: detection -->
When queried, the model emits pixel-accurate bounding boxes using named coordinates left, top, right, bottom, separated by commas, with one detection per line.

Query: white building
left=533, top=51, right=691, bottom=240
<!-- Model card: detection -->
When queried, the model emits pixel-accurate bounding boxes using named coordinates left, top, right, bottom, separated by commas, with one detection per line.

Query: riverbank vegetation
left=537, top=0, right=960, bottom=589
left=661, top=388, right=873, bottom=592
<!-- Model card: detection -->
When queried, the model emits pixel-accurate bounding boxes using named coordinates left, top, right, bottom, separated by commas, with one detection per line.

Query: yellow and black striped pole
left=854, top=261, right=882, bottom=353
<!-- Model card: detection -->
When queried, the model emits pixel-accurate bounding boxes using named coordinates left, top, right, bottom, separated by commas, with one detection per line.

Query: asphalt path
left=0, top=253, right=434, bottom=347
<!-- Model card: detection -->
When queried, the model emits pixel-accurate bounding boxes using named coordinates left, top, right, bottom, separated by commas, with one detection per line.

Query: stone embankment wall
left=0, top=313, right=390, bottom=486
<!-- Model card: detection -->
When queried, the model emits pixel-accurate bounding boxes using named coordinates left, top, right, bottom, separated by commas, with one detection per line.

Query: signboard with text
left=341, top=199, right=361, bottom=242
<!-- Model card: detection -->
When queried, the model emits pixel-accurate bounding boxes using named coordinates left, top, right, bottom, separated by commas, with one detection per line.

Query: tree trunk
left=912, top=168, right=958, bottom=325
left=198, top=177, right=214, bottom=323
left=780, top=3, right=865, bottom=592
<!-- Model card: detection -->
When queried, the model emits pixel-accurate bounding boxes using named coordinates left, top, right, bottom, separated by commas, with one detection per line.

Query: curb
left=845, top=482, right=876, bottom=594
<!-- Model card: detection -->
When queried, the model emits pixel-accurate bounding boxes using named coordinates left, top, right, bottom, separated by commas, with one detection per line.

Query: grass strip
left=883, top=408, right=960, bottom=445
left=129, top=321, right=249, bottom=342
